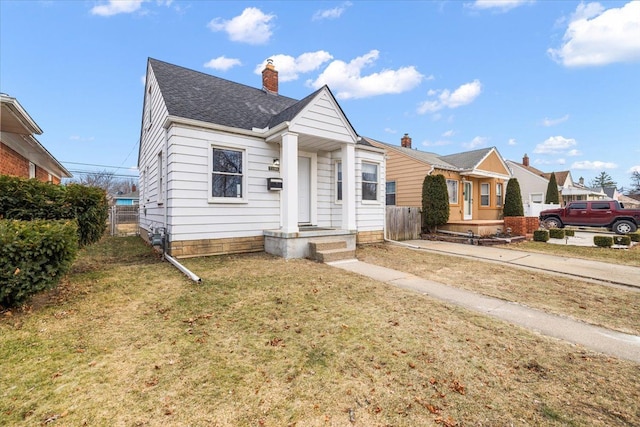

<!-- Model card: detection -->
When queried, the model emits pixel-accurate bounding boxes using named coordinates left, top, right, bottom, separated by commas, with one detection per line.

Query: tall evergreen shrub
left=545, top=172, right=560, bottom=204
left=503, top=178, right=524, bottom=217
left=422, top=174, right=450, bottom=233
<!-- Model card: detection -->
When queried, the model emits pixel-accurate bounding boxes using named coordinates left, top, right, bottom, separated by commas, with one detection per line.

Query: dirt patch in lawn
left=1, top=237, right=639, bottom=426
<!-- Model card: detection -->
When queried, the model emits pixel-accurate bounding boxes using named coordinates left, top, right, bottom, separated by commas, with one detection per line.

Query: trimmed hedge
left=549, top=228, right=565, bottom=239
left=613, top=235, right=631, bottom=246
left=628, top=232, right=640, bottom=242
left=564, top=229, right=575, bottom=237
left=0, top=219, right=78, bottom=307
left=0, top=176, right=108, bottom=246
left=593, top=236, right=613, bottom=248
left=533, top=229, right=549, bottom=242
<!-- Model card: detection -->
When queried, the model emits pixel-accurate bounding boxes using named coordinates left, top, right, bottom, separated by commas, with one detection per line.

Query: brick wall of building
left=0, top=142, right=29, bottom=178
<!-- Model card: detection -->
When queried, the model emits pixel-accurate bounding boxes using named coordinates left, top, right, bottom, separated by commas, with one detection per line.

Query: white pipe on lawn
left=164, top=254, right=201, bottom=283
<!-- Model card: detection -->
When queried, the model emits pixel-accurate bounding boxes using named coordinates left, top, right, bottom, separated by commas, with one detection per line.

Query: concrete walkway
left=327, top=244, right=640, bottom=363
left=401, top=239, right=640, bottom=289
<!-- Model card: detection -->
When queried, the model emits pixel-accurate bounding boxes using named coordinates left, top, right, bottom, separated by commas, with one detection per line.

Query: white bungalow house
left=506, top=155, right=556, bottom=217
left=137, top=58, right=385, bottom=259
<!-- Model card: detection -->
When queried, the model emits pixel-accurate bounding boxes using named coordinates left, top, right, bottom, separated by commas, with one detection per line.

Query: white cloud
left=422, top=139, right=452, bottom=147
left=463, top=136, right=488, bottom=149
left=204, top=56, right=242, bottom=71
left=208, top=7, right=275, bottom=45
left=69, top=135, right=95, bottom=142
left=467, top=0, right=533, bottom=12
left=255, top=51, right=333, bottom=82
left=91, top=0, right=144, bottom=16
left=508, top=138, right=517, bottom=145
left=312, top=1, right=352, bottom=21
left=384, top=128, right=397, bottom=134
left=548, top=1, right=640, bottom=67
left=307, top=50, right=424, bottom=99
left=533, top=136, right=577, bottom=154
left=542, top=114, right=569, bottom=127
left=629, top=165, right=640, bottom=173
left=442, top=130, right=455, bottom=137
left=566, top=149, right=581, bottom=156
left=571, top=160, right=618, bottom=169
left=417, top=80, right=482, bottom=114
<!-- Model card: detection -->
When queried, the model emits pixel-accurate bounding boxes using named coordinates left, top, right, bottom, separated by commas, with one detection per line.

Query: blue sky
left=2, top=0, right=639, bottom=190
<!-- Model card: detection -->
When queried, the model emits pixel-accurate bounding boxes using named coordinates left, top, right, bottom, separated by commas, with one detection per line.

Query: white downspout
left=164, top=254, right=201, bottom=283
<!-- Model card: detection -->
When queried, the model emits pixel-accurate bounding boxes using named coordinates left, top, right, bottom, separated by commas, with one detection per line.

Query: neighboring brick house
left=1, top=94, right=71, bottom=183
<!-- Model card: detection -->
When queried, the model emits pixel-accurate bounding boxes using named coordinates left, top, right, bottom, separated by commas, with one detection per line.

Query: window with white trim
left=446, top=179, right=458, bottom=204
left=362, top=162, right=378, bottom=201
left=29, top=162, right=36, bottom=179
left=336, top=161, right=342, bottom=201
left=211, top=146, right=244, bottom=199
left=496, top=183, right=503, bottom=207
left=480, top=182, right=490, bottom=207
left=531, top=193, right=543, bottom=204
left=386, top=181, right=396, bottom=205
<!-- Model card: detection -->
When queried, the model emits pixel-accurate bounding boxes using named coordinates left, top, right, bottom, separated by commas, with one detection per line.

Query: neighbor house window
left=362, top=162, right=378, bottom=201
left=336, top=161, right=342, bottom=201
left=496, top=183, right=503, bottom=207
left=211, top=146, right=244, bottom=199
left=446, top=179, right=458, bottom=204
left=386, top=181, right=396, bottom=205
left=29, top=162, right=36, bottom=179
left=157, top=151, right=163, bottom=204
left=531, top=193, right=543, bottom=204
left=480, top=183, right=490, bottom=207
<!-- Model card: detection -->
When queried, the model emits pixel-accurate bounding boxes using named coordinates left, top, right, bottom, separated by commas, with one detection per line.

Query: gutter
left=164, top=254, right=202, bottom=283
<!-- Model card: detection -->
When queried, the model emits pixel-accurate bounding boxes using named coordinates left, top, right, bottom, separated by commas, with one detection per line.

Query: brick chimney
left=401, top=133, right=412, bottom=148
left=262, top=59, right=278, bottom=94
left=522, top=153, right=529, bottom=167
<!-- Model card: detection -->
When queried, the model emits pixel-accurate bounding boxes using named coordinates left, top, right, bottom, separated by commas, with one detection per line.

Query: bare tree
left=70, top=170, right=137, bottom=195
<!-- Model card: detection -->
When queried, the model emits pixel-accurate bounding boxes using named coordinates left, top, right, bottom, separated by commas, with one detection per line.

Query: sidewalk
left=328, top=259, right=640, bottom=363
left=400, top=239, right=640, bottom=289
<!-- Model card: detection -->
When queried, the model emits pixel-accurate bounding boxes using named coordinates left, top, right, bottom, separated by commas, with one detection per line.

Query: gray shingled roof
left=439, top=147, right=493, bottom=170
left=149, top=58, right=301, bottom=130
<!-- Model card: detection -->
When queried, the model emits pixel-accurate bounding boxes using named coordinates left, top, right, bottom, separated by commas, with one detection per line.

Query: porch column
left=341, top=143, right=356, bottom=231
left=281, top=132, right=299, bottom=233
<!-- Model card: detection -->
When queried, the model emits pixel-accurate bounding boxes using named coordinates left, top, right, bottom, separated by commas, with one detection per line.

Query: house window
left=145, top=85, right=152, bottom=131
left=480, top=183, right=490, bottom=207
left=29, top=162, right=36, bottom=179
left=157, top=151, right=163, bottom=204
left=531, top=193, right=543, bottom=204
left=496, top=183, right=503, bottom=207
left=446, top=179, right=458, bottom=204
left=211, top=146, right=244, bottom=199
left=362, top=162, right=378, bottom=201
left=336, top=161, right=342, bottom=201
left=386, top=181, right=396, bottom=205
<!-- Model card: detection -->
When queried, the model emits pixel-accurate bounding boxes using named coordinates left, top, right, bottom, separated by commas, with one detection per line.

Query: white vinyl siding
left=355, top=150, right=385, bottom=231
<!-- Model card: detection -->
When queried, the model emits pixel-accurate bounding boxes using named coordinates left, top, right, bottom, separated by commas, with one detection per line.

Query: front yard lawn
left=1, top=237, right=639, bottom=426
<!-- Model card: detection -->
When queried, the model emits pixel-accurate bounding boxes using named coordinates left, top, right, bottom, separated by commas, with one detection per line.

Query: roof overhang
left=0, top=94, right=43, bottom=135
left=460, top=170, right=511, bottom=180
left=0, top=131, right=72, bottom=178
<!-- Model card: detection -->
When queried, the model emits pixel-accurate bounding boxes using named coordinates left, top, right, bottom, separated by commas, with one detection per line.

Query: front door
left=298, top=156, right=311, bottom=224
left=463, top=181, right=473, bottom=220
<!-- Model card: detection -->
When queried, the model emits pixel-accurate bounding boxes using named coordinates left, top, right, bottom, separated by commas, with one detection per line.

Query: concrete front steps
left=308, top=240, right=355, bottom=263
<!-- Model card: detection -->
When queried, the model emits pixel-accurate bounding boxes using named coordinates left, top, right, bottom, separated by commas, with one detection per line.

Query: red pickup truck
left=539, top=200, right=640, bottom=234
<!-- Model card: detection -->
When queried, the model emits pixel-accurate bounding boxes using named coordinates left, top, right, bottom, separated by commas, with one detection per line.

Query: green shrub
left=533, top=229, right=549, bottom=242
left=0, top=219, right=78, bottom=307
left=421, top=174, right=449, bottom=233
left=564, top=229, right=575, bottom=237
left=613, top=235, right=631, bottom=246
left=628, top=232, right=640, bottom=242
left=0, top=176, right=107, bottom=246
left=503, top=178, right=524, bottom=217
left=549, top=228, right=565, bottom=239
left=545, top=173, right=560, bottom=204
left=593, top=236, right=613, bottom=248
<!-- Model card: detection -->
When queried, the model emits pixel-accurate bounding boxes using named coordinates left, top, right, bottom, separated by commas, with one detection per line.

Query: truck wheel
left=613, top=220, right=637, bottom=235
left=544, top=217, right=563, bottom=229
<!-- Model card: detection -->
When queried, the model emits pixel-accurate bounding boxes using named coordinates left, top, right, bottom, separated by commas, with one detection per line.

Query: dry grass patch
left=510, top=240, right=640, bottom=267
left=1, top=237, right=639, bottom=426
left=357, top=244, right=640, bottom=335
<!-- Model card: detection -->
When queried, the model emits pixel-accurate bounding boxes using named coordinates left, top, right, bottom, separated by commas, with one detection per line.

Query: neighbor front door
left=463, top=181, right=472, bottom=220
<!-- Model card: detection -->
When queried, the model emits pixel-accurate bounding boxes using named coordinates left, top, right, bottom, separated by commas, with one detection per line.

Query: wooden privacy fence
left=386, top=206, right=422, bottom=241
left=108, top=205, right=139, bottom=236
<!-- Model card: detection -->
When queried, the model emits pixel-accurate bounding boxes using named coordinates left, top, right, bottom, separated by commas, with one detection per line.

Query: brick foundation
left=169, top=236, right=264, bottom=258
left=357, top=230, right=384, bottom=245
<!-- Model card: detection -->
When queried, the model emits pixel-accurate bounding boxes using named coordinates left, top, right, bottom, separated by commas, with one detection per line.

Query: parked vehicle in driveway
left=539, top=200, right=640, bottom=234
